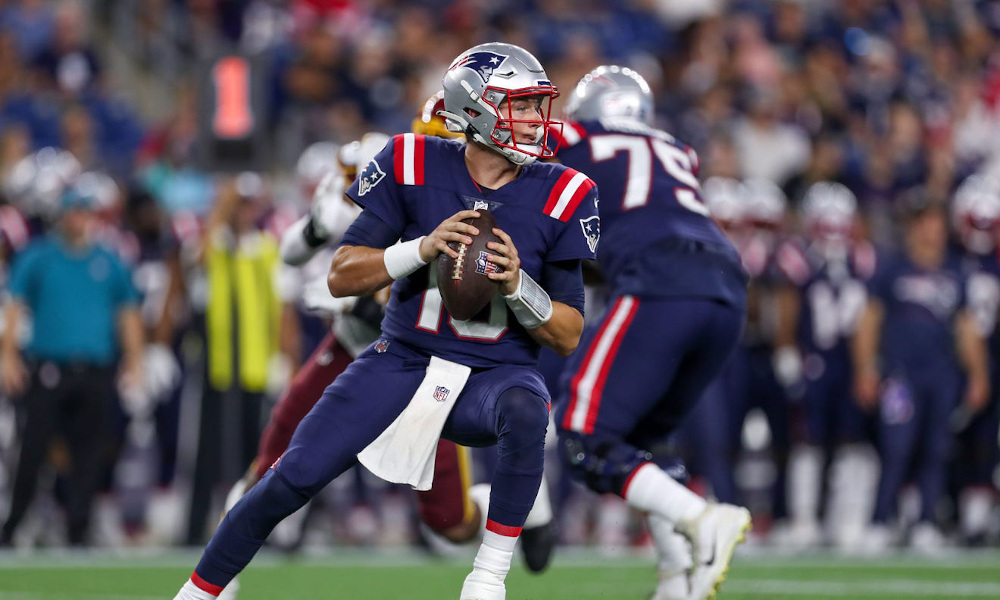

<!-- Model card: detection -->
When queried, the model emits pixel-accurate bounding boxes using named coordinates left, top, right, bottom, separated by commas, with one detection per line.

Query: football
left=436, top=209, right=504, bottom=321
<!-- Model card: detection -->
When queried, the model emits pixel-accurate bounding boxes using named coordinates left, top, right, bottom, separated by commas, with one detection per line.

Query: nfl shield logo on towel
left=433, top=386, right=450, bottom=402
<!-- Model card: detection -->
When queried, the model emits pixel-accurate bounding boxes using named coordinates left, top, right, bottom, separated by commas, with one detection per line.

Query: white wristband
left=504, top=270, right=552, bottom=329
left=383, top=237, right=428, bottom=280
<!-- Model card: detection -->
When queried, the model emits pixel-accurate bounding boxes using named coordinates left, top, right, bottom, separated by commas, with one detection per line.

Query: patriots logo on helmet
left=433, top=386, right=450, bottom=402
left=475, top=250, right=502, bottom=275
left=580, top=215, right=600, bottom=253
left=453, top=51, right=508, bottom=83
left=357, top=159, right=386, bottom=197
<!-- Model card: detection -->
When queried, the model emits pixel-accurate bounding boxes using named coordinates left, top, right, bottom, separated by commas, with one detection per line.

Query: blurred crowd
left=0, top=0, right=999, bottom=554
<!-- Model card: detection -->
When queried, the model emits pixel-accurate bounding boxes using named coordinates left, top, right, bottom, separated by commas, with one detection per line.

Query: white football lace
left=452, top=244, right=467, bottom=280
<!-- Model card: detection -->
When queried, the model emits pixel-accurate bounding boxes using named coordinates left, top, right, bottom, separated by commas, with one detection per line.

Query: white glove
left=302, top=275, right=358, bottom=319
left=144, top=343, right=181, bottom=401
left=772, top=346, right=803, bottom=388
left=266, top=353, right=294, bottom=396
left=309, top=171, right=349, bottom=240
left=119, top=377, right=154, bottom=419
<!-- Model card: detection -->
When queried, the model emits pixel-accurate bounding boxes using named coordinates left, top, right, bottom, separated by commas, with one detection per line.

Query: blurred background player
left=683, top=177, right=799, bottom=537
left=949, top=174, right=1000, bottom=546
left=0, top=177, right=144, bottom=547
left=552, top=66, right=751, bottom=600
left=852, top=191, right=990, bottom=552
left=185, top=172, right=288, bottom=545
left=781, top=182, right=878, bottom=550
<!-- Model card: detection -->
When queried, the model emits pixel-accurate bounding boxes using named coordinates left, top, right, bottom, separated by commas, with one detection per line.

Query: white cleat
left=909, top=522, right=947, bottom=556
left=459, top=569, right=506, bottom=600
left=676, top=503, right=752, bottom=600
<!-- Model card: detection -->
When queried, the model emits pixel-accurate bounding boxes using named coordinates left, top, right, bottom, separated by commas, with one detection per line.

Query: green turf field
left=1, top=549, right=999, bottom=600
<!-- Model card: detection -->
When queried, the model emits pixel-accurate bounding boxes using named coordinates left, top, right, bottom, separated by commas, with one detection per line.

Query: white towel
left=357, top=356, right=471, bottom=491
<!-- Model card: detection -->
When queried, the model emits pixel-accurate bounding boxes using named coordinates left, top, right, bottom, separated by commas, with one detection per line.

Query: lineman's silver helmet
left=439, top=42, right=560, bottom=165
left=565, top=65, right=654, bottom=125
left=802, top=181, right=857, bottom=241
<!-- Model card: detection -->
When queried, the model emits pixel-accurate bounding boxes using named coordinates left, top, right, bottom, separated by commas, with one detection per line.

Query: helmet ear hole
left=464, top=107, right=481, bottom=119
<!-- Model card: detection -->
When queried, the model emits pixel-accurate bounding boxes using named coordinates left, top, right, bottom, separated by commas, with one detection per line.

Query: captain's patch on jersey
left=580, top=216, right=600, bottom=253
left=357, top=159, right=386, bottom=196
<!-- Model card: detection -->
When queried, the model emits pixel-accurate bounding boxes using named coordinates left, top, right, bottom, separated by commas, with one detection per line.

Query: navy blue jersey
left=345, top=134, right=598, bottom=368
left=131, top=231, right=179, bottom=329
left=869, top=250, right=967, bottom=371
left=553, top=119, right=745, bottom=306
left=953, top=246, right=1000, bottom=346
left=795, top=240, right=877, bottom=355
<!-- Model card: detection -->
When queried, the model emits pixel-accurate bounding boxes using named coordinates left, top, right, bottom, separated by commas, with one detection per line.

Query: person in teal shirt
left=0, top=180, right=144, bottom=547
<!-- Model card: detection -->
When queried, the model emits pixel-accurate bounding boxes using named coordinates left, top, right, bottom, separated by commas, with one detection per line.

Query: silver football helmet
left=953, top=174, right=1000, bottom=254
left=439, top=42, right=560, bottom=165
left=802, top=181, right=857, bottom=241
left=564, top=65, right=654, bottom=125
left=742, top=177, right=787, bottom=229
left=296, top=141, right=341, bottom=193
left=4, top=147, right=81, bottom=221
left=702, top=176, right=745, bottom=227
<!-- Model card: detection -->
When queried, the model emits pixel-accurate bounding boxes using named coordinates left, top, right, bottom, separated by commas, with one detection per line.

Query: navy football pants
left=193, top=338, right=549, bottom=588
left=554, top=295, right=743, bottom=496
left=873, top=364, right=961, bottom=524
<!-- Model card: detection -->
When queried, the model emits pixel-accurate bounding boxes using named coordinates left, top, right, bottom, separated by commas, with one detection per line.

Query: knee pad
left=558, top=431, right=653, bottom=495
left=495, top=387, right=549, bottom=450
left=237, top=470, right=311, bottom=540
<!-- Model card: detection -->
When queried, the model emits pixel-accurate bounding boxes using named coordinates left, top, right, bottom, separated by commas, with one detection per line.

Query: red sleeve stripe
left=560, top=121, right=585, bottom=147
left=393, top=133, right=425, bottom=186
left=544, top=170, right=595, bottom=222
left=191, top=571, right=224, bottom=596
left=486, top=519, right=523, bottom=537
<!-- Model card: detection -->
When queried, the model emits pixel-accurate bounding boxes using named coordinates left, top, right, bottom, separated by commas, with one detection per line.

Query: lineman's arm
left=0, top=300, right=27, bottom=396
left=956, top=308, right=990, bottom=413
left=281, top=172, right=356, bottom=266
left=851, top=299, right=884, bottom=410
left=118, top=306, right=145, bottom=389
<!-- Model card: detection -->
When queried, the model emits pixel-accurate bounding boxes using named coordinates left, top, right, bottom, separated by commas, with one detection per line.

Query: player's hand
left=853, top=369, right=880, bottom=411
left=309, top=171, right=348, bottom=240
left=963, top=373, right=989, bottom=414
left=418, top=210, right=481, bottom=262
left=0, top=352, right=28, bottom=397
left=486, top=227, right=521, bottom=296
